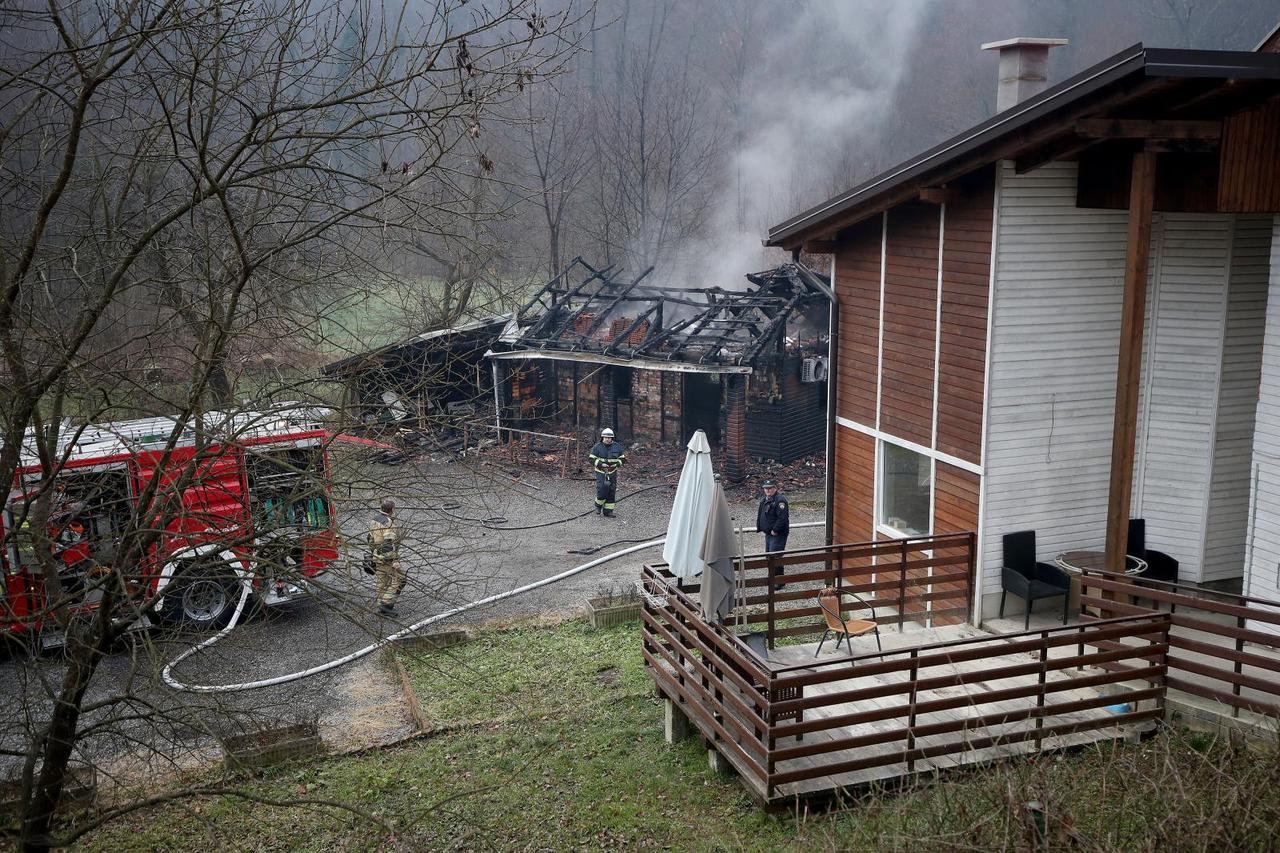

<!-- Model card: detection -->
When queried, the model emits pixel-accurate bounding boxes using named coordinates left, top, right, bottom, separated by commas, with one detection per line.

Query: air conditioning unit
left=800, top=356, right=829, bottom=383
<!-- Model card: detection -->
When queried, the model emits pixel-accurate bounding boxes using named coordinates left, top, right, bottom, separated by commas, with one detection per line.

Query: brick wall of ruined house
left=629, top=369, right=665, bottom=439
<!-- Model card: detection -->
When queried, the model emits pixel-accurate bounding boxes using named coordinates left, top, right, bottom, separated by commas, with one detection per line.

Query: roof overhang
left=766, top=46, right=1280, bottom=249
left=322, top=314, right=511, bottom=376
left=485, top=349, right=754, bottom=375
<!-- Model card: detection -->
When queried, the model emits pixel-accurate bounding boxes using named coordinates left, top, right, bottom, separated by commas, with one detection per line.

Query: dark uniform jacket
left=756, top=492, right=790, bottom=537
left=589, top=441, right=627, bottom=475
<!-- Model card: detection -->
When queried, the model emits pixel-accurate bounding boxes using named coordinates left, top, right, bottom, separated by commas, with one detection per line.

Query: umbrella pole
left=736, top=523, right=747, bottom=630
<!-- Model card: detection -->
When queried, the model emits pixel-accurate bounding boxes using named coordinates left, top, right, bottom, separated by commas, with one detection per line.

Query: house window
left=879, top=442, right=931, bottom=536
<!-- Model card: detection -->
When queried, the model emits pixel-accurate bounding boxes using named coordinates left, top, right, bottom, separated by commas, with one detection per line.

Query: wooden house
left=765, top=40, right=1280, bottom=628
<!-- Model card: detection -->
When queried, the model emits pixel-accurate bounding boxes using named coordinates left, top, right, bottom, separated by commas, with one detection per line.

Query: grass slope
left=81, top=619, right=1280, bottom=852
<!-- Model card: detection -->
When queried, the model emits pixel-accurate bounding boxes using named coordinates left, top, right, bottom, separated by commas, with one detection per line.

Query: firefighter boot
left=603, top=508, right=615, bottom=517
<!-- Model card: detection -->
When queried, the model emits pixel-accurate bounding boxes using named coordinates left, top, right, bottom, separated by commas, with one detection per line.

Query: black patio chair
left=1128, top=517, right=1179, bottom=606
left=1128, top=517, right=1179, bottom=584
left=999, top=530, right=1070, bottom=630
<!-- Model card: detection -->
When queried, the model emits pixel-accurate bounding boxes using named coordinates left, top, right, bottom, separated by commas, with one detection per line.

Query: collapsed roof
left=489, top=258, right=831, bottom=375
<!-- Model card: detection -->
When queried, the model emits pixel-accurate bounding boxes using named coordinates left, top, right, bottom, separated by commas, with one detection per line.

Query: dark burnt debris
left=332, top=258, right=833, bottom=486
left=470, top=424, right=826, bottom=501
left=490, top=257, right=831, bottom=368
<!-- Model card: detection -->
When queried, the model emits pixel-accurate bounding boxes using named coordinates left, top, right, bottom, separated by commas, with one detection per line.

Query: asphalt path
left=0, top=455, right=823, bottom=784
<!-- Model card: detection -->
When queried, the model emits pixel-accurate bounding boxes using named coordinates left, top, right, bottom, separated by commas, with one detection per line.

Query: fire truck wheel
left=160, top=558, right=240, bottom=631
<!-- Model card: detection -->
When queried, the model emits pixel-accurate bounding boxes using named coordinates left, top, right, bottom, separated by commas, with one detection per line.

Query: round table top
left=1054, top=549, right=1147, bottom=576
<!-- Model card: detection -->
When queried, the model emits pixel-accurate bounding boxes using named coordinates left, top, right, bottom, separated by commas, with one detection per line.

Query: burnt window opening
left=614, top=368, right=633, bottom=401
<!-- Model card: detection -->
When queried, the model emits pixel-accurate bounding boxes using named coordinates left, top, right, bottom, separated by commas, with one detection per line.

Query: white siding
left=1135, top=214, right=1232, bottom=581
left=980, top=160, right=1265, bottom=606
left=1203, top=216, right=1271, bottom=582
left=1245, top=215, right=1280, bottom=636
left=980, top=161, right=1128, bottom=590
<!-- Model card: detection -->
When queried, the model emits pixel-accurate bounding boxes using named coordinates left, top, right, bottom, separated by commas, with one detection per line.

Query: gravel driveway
left=0, top=454, right=824, bottom=791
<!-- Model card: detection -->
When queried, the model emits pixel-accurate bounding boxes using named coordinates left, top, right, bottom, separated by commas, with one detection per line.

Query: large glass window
left=879, top=442, right=931, bottom=536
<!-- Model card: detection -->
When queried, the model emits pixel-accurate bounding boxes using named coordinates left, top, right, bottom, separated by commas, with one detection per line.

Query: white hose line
left=161, top=520, right=823, bottom=694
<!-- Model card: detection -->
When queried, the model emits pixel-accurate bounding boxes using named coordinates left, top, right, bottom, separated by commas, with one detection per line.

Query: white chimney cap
left=981, top=37, right=1068, bottom=51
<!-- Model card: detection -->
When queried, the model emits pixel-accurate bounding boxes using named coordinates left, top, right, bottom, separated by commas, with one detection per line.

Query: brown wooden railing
left=640, top=537, right=1171, bottom=802
left=1080, top=570, right=1280, bottom=720
left=657, top=532, right=977, bottom=651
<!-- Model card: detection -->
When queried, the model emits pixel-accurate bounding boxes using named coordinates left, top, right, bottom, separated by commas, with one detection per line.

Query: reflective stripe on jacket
left=589, top=441, right=626, bottom=475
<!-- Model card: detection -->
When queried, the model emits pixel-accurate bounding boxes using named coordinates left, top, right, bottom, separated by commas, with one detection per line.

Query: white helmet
left=600, top=427, right=614, bottom=437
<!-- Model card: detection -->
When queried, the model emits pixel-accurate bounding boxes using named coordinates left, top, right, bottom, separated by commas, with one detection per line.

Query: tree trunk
left=21, top=615, right=109, bottom=852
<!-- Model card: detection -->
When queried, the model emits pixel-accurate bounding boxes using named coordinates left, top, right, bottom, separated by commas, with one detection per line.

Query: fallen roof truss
left=500, top=259, right=830, bottom=369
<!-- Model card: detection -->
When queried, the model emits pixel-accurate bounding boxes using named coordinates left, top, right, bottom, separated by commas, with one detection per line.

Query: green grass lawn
left=79, top=619, right=1280, bottom=851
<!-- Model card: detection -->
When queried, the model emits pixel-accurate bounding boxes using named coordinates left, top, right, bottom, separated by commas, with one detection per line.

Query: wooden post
left=1104, top=150, right=1157, bottom=574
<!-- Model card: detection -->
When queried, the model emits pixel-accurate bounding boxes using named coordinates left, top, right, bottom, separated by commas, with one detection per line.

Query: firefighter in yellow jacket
left=368, top=498, right=405, bottom=615
left=589, top=427, right=627, bottom=517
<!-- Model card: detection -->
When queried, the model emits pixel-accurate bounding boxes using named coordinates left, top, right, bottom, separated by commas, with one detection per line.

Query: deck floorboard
left=703, top=623, right=1154, bottom=801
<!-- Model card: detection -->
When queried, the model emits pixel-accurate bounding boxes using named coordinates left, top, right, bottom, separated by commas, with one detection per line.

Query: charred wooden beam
left=603, top=302, right=663, bottom=356
left=546, top=267, right=627, bottom=344
left=521, top=263, right=617, bottom=342
left=573, top=266, right=655, bottom=345
left=630, top=310, right=707, bottom=357
left=516, top=257, right=592, bottom=321
left=742, top=291, right=805, bottom=364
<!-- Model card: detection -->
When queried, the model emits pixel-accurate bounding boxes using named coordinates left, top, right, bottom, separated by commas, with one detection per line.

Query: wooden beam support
left=917, top=186, right=955, bottom=204
left=1143, top=137, right=1219, bottom=154
left=1075, top=119, right=1221, bottom=140
left=1104, top=150, right=1157, bottom=574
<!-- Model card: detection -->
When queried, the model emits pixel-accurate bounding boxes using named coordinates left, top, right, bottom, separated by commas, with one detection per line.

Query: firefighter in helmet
left=589, top=427, right=627, bottom=517
left=368, top=497, right=405, bottom=615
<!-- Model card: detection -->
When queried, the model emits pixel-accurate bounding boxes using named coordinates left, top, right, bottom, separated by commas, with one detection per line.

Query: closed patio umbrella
left=662, top=430, right=716, bottom=579
left=699, top=477, right=738, bottom=622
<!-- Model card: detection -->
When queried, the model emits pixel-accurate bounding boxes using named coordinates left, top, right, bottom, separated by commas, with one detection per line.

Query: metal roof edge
left=485, top=349, right=754, bottom=375
left=1254, top=20, right=1280, bottom=52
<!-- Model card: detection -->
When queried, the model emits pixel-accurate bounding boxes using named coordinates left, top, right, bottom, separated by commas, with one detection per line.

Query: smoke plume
left=669, top=0, right=935, bottom=288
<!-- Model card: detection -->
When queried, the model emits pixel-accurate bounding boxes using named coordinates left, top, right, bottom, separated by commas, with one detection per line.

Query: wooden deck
left=640, top=536, right=1171, bottom=806
left=726, top=625, right=1158, bottom=799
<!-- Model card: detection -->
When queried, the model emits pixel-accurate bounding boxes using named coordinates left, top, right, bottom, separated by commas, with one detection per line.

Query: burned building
left=322, top=316, right=509, bottom=429
left=487, top=258, right=832, bottom=481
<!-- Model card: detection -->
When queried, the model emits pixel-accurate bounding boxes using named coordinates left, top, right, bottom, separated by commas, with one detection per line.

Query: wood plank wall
left=833, top=217, right=882, bottom=424
left=1219, top=98, right=1280, bottom=214
left=880, top=203, right=940, bottom=445
left=937, top=186, right=993, bottom=464
left=833, top=427, right=875, bottom=542
left=933, top=463, right=981, bottom=624
left=829, top=169, right=994, bottom=558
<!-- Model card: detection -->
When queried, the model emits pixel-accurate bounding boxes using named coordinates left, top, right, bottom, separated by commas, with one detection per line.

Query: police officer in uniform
left=589, top=427, right=627, bottom=516
left=757, top=479, right=790, bottom=581
left=368, top=498, right=405, bottom=615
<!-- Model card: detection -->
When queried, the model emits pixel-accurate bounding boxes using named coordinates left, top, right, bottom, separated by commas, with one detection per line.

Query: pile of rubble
left=469, top=426, right=826, bottom=499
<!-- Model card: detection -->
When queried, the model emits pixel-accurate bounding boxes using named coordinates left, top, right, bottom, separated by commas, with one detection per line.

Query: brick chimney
left=980, top=38, right=1068, bottom=112
left=723, top=376, right=746, bottom=484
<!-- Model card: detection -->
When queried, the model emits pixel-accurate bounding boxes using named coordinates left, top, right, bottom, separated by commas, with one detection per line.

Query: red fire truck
left=1, top=407, right=341, bottom=646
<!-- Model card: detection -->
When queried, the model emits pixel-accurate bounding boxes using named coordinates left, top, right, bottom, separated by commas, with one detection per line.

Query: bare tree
left=0, top=0, right=581, bottom=847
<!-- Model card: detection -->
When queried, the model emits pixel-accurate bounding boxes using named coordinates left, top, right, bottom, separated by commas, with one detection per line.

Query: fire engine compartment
left=245, top=444, right=330, bottom=532
left=8, top=466, right=134, bottom=606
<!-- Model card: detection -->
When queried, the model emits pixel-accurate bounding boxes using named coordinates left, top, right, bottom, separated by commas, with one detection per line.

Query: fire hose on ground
left=160, top=521, right=823, bottom=694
